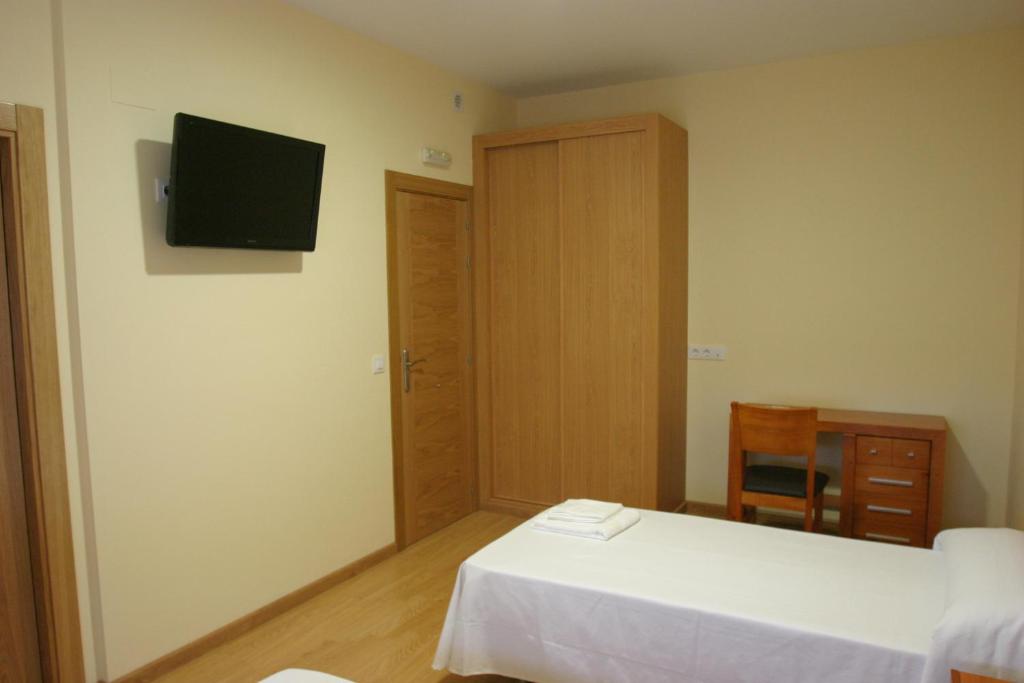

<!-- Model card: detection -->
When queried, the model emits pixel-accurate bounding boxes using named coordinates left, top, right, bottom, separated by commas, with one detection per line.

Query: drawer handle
left=867, top=504, right=912, bottom=516
left=868, top=477, right=913, bottom=487
left=905, top=452, right=916, bottom=459
left=868, top=448, right=878, bottom=455
left=865, top=532, right=912, bottom=544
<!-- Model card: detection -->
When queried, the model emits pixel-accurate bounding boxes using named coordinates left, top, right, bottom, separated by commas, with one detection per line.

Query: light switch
left=371, top=354, right=386, bottom=374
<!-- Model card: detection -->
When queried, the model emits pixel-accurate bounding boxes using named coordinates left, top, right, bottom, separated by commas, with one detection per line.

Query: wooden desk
left=817, top=409, right=947, bottom=547
left=951, top=671, right=1012, bottom=683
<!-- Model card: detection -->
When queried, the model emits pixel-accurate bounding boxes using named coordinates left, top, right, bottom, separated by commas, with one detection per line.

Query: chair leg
left=814, top=495, right=824, bottom=532
left=742, top=505, right=756, bottom=523
left=727, top=484, right=742, bottom=522
left=728, top=495, right=742, bottom=522
left=803, top=503, right=814, bottom=532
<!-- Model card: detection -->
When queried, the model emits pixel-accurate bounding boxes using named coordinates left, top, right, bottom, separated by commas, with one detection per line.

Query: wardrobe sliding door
left=560, top=132, right=646, bottom=507
left=485, top=142, right=562, bottom=506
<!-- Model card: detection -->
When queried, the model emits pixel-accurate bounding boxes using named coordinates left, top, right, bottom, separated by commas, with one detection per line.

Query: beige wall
left=518, top=28, right=1024, bottom=529
left=54, top=0, right=514, bottom=678
left=0, top=1, right=97, bottom=679
left=1011, top=169, right=1024, bottom=531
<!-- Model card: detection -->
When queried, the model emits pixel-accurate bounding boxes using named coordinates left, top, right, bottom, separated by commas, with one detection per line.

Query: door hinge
left=465, top=256, right=471, bottom=272
left=464, top=219, right=471, bottom=231
left=467, top=353, right=473, bottom=367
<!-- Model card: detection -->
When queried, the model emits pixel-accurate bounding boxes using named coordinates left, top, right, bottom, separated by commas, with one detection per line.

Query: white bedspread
left=923, top=528, right=1024, bottom=683
left=434, top=509, right=947, bottom=683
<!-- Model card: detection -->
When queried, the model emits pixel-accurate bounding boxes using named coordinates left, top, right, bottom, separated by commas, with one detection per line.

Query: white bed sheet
left=434, top=510, right=947, bottom=683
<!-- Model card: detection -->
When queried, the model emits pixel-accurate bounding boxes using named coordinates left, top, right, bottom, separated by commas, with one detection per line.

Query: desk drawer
left=856, top=436, right=892, bottom=467
left=855, top=465, right=929, bottom=501
left=892, top=439, right=930, bottom=470
left=853, top=495, right=927, bottom=528
left=853, top=519, right=925, bottom=547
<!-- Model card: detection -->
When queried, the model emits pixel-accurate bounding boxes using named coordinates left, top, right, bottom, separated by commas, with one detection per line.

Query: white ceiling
left=287, top=0, right=1024, bottom=96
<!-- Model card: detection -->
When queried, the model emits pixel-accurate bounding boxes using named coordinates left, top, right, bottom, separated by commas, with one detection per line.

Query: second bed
left=434, top=510, right=1024, bottom=683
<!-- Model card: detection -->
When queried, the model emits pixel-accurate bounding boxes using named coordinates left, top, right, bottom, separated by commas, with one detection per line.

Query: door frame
left=0, top=102, right=85, bottom=682
left=384, top=170, right=475, bottom=549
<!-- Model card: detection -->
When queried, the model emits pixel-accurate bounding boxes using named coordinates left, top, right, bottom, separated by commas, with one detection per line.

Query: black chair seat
left=743, top=465, right=828, bottom=499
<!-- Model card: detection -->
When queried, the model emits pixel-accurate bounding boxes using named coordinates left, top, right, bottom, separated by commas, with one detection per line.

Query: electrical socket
left=687, top=345, right=726, bottom=361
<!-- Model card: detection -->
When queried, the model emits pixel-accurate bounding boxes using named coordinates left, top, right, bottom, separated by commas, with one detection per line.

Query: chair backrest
left=731, top=402, right=818, bottom=459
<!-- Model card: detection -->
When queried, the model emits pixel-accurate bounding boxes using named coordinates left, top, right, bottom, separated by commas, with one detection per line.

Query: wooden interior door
left=0, top=136, right=43, bottom=683
left=387, top=173, right=475, bottom=547
left=560, top=132, right=646, bottom=506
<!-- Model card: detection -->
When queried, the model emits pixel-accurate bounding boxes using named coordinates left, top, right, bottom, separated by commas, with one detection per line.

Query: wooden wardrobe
left=473, top=113, right=688, bottom=516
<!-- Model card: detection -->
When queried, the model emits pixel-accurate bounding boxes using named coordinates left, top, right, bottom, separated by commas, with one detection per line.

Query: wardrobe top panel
left=474, top=113, right=685, bottom=151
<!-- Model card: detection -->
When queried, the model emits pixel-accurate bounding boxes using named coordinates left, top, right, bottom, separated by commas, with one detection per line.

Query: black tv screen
left=166, top=113, right=325, bottom=251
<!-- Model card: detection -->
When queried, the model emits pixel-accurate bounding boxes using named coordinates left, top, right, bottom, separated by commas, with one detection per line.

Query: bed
left=433, top=510, right=1024, bottom=683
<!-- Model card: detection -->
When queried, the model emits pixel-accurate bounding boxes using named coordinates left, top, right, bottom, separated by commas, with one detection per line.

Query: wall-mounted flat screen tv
left=166, top=113, right=326, bottom=251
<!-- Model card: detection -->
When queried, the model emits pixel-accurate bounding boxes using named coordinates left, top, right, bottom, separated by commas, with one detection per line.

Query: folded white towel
left=532, top=507, right=641, bottom=541
left=259, top=670, right=354, bottom=683
left=546, top=499, right=624, bottom=523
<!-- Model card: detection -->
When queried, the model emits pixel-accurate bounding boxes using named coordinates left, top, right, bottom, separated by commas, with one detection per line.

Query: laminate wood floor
left=153, top=511, right=521, bottom=683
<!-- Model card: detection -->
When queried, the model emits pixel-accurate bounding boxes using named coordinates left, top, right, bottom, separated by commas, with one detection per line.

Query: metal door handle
left=865, top=532, right=911, bottom=544
left=868, top=477, right=913, bottom=487
left=866, top=504, right=912, bottom=516
left=401, top=348, right=426, bottom=392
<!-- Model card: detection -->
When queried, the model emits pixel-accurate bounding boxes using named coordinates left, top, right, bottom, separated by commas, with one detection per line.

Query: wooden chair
left=727, top=402, right=828, bottom=532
